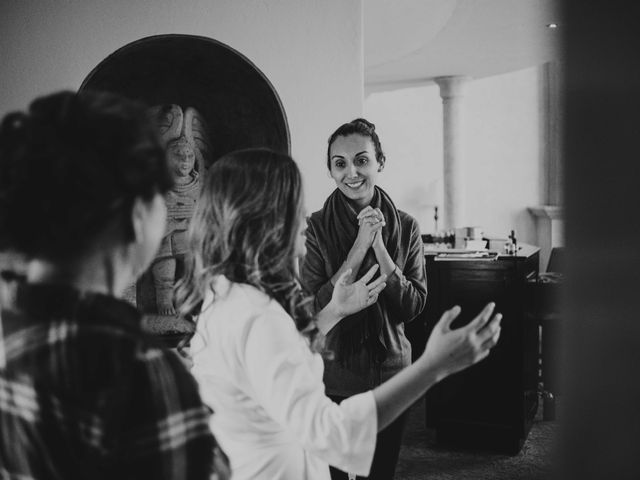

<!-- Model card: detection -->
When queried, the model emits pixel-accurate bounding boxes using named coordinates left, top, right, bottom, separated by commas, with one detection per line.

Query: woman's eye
left=335, top=161, right=345, bottom=169
left=356, top=157, right=369, bottom=166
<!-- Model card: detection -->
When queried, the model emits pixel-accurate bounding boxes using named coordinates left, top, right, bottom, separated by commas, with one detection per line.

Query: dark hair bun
left=351, top=118, right=376, bottom=131
left=0, top=90, right=172, bottom=260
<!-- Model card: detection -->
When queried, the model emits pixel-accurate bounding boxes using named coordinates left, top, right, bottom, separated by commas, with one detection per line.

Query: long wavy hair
left=176, top=148, right=320, bottom=349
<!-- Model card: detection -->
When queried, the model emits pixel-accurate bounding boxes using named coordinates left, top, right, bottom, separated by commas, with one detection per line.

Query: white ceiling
left=364, top=0, right=562, bottom=93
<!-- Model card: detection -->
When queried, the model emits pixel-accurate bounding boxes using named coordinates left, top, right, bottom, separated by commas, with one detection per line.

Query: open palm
left=330, top=265, right=387, bottom=317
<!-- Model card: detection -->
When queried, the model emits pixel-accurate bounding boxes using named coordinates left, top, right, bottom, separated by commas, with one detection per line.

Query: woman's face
left=329, top=134, right=383, bottom=209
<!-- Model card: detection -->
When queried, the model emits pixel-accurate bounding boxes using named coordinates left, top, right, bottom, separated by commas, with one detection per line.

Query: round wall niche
left=80, top=34, right=290, bottom=162
left=81, top=35, right=290, bottom=342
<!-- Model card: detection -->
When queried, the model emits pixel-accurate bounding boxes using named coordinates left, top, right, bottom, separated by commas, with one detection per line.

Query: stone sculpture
left=148, top=104, right=212, bottom=315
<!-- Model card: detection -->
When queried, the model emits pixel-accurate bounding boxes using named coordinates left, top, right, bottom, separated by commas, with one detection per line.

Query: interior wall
left=0, top=0, right=364, bottom=212
left=364, top=66, right=543, bottom=244
left=363, top=83, right=444, bottom=232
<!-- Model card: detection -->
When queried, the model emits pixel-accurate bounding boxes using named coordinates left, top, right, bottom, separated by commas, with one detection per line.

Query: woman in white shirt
left=177, top=148, right=502, bottom=480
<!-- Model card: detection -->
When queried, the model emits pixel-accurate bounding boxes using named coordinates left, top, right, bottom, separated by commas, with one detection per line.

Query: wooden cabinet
left=415, top=245, right=540, bottom=454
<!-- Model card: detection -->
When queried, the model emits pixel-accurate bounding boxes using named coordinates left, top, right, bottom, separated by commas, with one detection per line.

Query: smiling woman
left=328, top=132, right=384, bottom=208
left=301, top=118, right=429, bottom=480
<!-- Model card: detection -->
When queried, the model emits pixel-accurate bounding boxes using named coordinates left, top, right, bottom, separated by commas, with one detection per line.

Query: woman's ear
left=378, top=159, right=385, bottom=172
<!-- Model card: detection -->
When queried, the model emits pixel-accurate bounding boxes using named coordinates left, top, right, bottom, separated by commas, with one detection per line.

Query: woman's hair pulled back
left=0, top=90, right=172, bottom=260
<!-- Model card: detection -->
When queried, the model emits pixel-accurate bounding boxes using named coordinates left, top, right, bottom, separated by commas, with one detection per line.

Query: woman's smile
left=345, top=179, right=366, bottom=190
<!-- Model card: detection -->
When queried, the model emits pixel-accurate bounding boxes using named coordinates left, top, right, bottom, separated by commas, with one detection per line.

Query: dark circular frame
left=80, top=35, right=290, bottom=339
left=80, top=34, right=290, bottom=162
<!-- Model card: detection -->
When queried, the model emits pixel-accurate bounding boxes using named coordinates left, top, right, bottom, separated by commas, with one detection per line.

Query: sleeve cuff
left=383, top=264, right=404, bottom=292
left=337, top=391, right=378, bottom=476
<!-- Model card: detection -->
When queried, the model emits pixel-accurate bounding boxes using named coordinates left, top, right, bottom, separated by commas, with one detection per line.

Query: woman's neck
left=345, top=193, right=373, bottom=213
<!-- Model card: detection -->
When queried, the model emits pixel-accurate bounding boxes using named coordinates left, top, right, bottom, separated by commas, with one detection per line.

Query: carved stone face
left=167, top=140, right=196, bottom=179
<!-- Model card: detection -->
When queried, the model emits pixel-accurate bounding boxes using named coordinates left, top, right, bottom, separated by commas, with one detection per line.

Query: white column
left=435, top=76, right=470, bottom=230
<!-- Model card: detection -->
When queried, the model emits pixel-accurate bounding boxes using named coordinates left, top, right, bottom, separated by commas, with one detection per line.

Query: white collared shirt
left=191, top=277, right=377, bottom=480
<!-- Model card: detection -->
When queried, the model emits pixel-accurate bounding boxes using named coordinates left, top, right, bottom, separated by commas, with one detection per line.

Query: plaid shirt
left=0, top=283, right=227, bottom=480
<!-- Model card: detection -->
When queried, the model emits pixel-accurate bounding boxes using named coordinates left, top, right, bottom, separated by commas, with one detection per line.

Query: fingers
left=368, top=285, right=386, bottom=301
left=371, top=224, right=384, bottom=239
left=366, top=281, right=386, bottom=305
left=366, top=293, right=379, bottom=306
left=476, top=349, right=491, bottom=364
left=359, top=216, right=386, bottom=228
left=357, top=207, right=386, bottom=226
left=478, top=313, right=502, bottom=347
left=356, top=206, right=374, bottom=220
left=479, top=311, right=502, bottom=334
left=436, top=305, right=461, bottom=332
left=336, top=268, right=353, bottom=286
left=358, top=210, right=378, bottom=221
left=467, top=302, right=496, bottom=331
left=366, top=276, right=387, bottom=296
left=359, top=264, right=379, bottom=284
left=481, top=327, right=501, bottom=352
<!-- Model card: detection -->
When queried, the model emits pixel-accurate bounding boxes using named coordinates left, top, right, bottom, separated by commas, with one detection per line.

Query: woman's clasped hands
left=355, top=206, right=386, bottom=249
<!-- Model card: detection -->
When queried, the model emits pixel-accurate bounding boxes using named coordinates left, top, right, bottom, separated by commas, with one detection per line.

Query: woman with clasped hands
left=179, top=148, right=501, bottom=480
left=301, top=118, right=428, bottom=479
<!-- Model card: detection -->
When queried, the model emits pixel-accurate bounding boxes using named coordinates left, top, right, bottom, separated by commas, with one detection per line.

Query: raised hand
left=420, top=303, right=502, bottom=378
left=357, top=206, right=384, bottom=224
left=358, top=207, right=387, bottom=250
left=329, top=265, right=387, bottom=317
left=354, top=206, right=385, bottom=250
